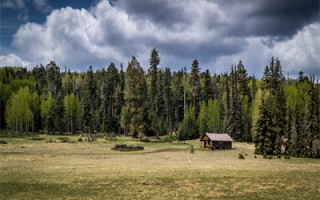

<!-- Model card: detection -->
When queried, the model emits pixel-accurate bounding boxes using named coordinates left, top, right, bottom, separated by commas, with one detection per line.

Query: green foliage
left=31, top=136, right=45, bottom=141
left=178, top=106, right=198, bottom=140
left=238, top=153, right=245, bottom=159
left=6, top=86, right=33, bottom=133
left=0, top=54, right=318, bottom=159
left=124, top=57, right=147, bottom=137
left=64, top=93, right=80, bottom=133
left=0, top=140, right=8, bottom=144
left=189, top=144, right=195, bottom=154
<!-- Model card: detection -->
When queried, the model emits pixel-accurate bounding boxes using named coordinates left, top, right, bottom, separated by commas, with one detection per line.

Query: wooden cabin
left=200, top=133, right=233, bottom=150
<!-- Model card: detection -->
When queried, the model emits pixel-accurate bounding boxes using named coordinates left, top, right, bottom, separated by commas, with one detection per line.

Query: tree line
left=0, top=48, right=319, bottom=157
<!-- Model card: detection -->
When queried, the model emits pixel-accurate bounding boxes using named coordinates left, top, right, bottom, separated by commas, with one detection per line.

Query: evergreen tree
left=255, top=58, right=287, bottom=155
left=81, top=66, right=95, bottom=134
left=46, top=61, right=61, bottom=96
left=191, top=60, right=201, bottom=121
left=53, top=92, right=65, bottom=133
left=302, top=75, right=320, bottom=157
left=163, top=67, right=173, bottom=133
left=123, top=56, right=147, bottom=137
left=201, top=69, right=213, bottom=104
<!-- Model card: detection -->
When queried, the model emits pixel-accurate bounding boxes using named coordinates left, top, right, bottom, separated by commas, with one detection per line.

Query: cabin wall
left=212, top=141, right=232, bottom=149
left=201, top=140, right=232, bottom=149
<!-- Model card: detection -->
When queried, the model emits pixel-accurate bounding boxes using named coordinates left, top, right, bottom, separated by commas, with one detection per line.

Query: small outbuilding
left=200, top=133, right=233, bottom=150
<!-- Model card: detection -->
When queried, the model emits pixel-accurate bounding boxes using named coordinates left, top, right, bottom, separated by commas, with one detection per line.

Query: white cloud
left=211, top=23, right=320, bottom=77
left=33, top=0, right=52, bottom=13
left=0, top=53, right=30, bottom=67
left=2, top=0, right=320, bottom=77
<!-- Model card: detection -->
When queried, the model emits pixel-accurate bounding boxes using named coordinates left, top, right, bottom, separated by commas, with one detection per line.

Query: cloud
left=0, top=0, right=29, bottom=21
left=0, top=0, right=26, bottom=9
left=33, top=0, right=52, bottom=13
left=0, top=53, right=30, bottom=67
left=211, top=23, right=320, bottom=77
left=3, top=0, right=320, bottom=78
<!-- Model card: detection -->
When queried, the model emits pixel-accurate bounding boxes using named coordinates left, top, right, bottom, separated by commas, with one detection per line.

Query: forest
left=0, top=48, right=319, bottom=157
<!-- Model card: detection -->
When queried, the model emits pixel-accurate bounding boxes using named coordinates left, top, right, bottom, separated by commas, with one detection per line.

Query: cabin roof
left=201, top=133, right=233, bottom=142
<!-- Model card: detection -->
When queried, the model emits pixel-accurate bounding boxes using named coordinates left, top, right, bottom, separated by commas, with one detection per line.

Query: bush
left=284, top=155, right=291, bottom=159
left=85, top=137, right=96, bottom=142
left=140, top=136, right=150, bottom=142
left=277, top=155, right=281, bottom=159
left=111, top=144, right=144, bottom=151
left=46, top=139, right=56, bottom=143
left=268, top=155, right=273, bottom=159
left=163, top=135, right=176, bottom=142
left=0, top=140, right=8, bottom=144
left=254, top=155, right=257, bottom=158
left=57, top=137, right=70, bottom=143
left=78, top=137, right=83, bottom=142
left=31, top=136, right=45, bottom=141
left=190, top=145, right=195, bottom=154
left=106, top=132, right=117, bottom=141
left=238, top=153, right=245, bottom=159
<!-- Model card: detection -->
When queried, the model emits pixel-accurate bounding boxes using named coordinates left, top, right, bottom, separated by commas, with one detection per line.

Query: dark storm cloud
left=114, top=0, right=190, bottom=29
left=115, top=0, right=319, bottom=39
left=245, top=0, right=318, bottom=37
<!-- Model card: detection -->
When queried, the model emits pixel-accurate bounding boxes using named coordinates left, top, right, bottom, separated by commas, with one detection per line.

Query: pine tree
left=201, top=69, right=213, bottom=104
left=123, top=56, right=147, bottom=137
left=81, top=66, right=95, bottom=134
left=100, top=63, right=120, bottom=133
left=53, top=92, right=65, bottom=133
left=225, top=66, right=244, bottom=141
left=302, top=75, right=320, bottom=157
left=148, top=48, right=161, bottom=137
left=255, top=57, right=287, bottom=155
left=191, top=60, right=200, bottom=120
left=163, top=67, right=173, bottom=133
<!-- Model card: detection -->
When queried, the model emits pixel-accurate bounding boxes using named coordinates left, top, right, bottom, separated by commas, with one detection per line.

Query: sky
left=0, top=0, right=319, bottom=77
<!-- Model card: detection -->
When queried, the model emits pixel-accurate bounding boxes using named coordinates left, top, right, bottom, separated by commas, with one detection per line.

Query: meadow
left=0, top=135, right=319, bottom=199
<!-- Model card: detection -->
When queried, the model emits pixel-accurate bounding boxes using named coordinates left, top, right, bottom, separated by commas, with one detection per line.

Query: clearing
left=0, top=135, right=319, bottom=199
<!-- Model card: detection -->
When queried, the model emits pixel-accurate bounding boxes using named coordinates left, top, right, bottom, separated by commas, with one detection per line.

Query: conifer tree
left=191, top=60, right=201, bottom=122
left=123, top=56, right=147, bottom=137
left=202, top=69, right=213, bottom=104
left=302, top=75, right=320, bottom=157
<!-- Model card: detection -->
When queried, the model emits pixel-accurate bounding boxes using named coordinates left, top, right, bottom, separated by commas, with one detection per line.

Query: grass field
left=0, top=135, right=319, bottom=199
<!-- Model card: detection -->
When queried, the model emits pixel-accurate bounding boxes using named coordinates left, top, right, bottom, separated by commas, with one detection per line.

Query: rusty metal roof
left=204, top=133, right=233, bottom=142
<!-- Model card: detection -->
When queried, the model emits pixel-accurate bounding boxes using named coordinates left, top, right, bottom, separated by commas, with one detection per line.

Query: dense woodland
left=0, top=48, right=319, bottom=157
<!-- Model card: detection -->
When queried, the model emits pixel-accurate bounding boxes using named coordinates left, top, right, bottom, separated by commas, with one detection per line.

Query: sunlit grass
left=0, top=135, right=319, bottom=199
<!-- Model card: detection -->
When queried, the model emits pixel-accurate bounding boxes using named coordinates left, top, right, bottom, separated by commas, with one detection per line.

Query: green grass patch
left=0, top=136, right=319, bottom=199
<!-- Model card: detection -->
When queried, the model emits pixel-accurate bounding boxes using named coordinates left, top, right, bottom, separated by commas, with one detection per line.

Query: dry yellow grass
left=0, top=135, right=319, bottom=199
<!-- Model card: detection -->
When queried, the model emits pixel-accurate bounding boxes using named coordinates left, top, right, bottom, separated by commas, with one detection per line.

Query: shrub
left=85, top=137, right=96, bottom=142
left=31, top=136, right=45, bottom=141
left=254, top=155, right=257, bottom=158
left=78, top=137, right=83, bottom=142
left=163, top=135, right=176, bottom=142
left=284, top=155, right=291, bottom=159
left=0, top=140, right=8, bottom=144
left=106, top=132, right=117, bottom=141
left=57, top=137, right=70, bottom=143
left=277, top=155, right=281, bottom=159
left=46, top=139, right=55, bottom=143
left=111, top=144, right=144, bottom=151
left=238, top=153, right=245, bottom=159
left=140, top=137, right=150, bottom=142
left=268, top=155, right=273, bottom=159
left=190, top=145, right=195, bottom=154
